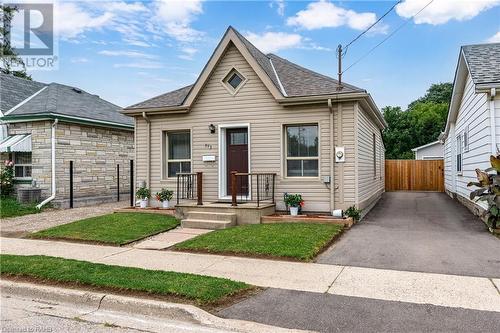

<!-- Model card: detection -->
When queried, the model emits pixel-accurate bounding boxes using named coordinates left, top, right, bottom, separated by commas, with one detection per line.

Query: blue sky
left=22, top=0, right=500, bottom=109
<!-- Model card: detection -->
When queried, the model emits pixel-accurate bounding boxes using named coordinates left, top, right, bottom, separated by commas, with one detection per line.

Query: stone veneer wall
left=8, top=120, right=134, bottom=208
left=7, top=121, right=52, bottom=197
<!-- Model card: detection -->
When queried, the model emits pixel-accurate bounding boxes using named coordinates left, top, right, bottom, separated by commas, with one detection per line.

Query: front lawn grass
left=30, top=213, right=179, bottom=245
left=0, top=196, right=41, bottom=218
left=173, top=223, right=343, bottom=261
left=0, top=254, right=251, bottom=305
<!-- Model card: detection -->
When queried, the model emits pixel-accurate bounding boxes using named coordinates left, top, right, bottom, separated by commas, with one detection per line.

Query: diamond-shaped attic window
left=227, top=72, right=243, bottom=89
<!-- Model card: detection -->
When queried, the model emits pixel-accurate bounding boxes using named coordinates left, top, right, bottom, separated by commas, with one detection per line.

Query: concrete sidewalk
left=1, top=237, right=499, bottom=312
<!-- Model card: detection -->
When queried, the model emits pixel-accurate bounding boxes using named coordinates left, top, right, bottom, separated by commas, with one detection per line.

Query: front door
left=226, top=128, right=248, bottom=196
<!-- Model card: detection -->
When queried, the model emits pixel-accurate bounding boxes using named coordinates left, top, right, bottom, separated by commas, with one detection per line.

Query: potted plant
left=284, top=193, right=304, bottom=216
left=136, top=186, right=151, bottom=208
left=156, top=188, right=174, bottom=208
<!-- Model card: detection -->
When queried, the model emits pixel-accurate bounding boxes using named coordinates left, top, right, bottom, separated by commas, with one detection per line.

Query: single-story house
left=0, top=73, right=134, bottom=208
left=123, top=26, right=386, bottom=221
left=440, top=42, right=500, bottom=216
left=411, top=140, right=444, bottom=160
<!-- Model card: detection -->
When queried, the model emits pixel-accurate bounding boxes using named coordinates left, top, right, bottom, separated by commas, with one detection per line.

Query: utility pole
left=337, top=44, right=343, bottom=90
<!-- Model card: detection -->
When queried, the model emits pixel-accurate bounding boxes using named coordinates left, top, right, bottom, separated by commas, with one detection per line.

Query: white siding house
left=411, top=141, right=444, bottom=160
left=440, top=43, right=500, bottom=215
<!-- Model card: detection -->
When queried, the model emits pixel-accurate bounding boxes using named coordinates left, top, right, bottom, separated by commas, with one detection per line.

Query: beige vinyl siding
left=332, top=102, right=357, bottom=209
left=356, top=103, right=384, bottom=210
left=135, top=43, right=334, bottom=212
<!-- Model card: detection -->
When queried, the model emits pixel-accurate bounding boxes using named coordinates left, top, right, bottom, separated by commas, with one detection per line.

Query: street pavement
left=318, top=192, right=500, bottom=277
left=219, top=288, right=500, bottom=333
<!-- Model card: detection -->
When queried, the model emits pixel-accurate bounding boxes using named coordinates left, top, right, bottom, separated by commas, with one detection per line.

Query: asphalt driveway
left=317, top=192, right=500, bottom=277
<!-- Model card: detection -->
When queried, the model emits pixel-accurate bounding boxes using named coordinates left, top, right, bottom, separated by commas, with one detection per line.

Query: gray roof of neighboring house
left=126, top=26, right=364, bottom=110
left=0, top=74, right=46, bottom=112
left=462, top=43, right=500, bottom=85
left=1, top=74, right=133, bottom=127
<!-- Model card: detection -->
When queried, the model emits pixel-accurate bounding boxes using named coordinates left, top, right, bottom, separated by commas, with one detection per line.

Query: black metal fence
left=68, top=159, right=134, bottom=208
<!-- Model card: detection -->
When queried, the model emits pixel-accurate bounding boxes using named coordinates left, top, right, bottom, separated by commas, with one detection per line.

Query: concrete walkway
left=133, top=227, right=212, bottom=250
left=318, top=192, right=500, bottom=277
left=1, top=202, right=127, bottom=237
left=2, top=237, right=499, bottom=313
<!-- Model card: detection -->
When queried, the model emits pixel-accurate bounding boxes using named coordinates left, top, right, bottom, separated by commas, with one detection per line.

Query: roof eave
left=122, top=105, right=190, bottom=116
left=278, top=91, right=387, bottom=129
left=1, top=113, right=134, bottom=130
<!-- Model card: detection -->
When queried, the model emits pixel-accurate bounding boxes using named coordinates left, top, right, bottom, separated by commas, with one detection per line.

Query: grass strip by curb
left=0, top=254, right=252, bottom=305
left=173, top=223, right=344, bottom=261
left=29, top=213, right=180, bottom=245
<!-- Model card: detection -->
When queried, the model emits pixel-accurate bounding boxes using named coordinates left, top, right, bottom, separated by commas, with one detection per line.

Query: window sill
left=13, top=178, right=33, bottom=184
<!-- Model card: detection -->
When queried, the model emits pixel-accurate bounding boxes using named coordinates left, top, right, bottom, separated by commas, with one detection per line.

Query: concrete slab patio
left=317, top=192, right=500, bottom=277
left=1, top=237, right=499, bottom=312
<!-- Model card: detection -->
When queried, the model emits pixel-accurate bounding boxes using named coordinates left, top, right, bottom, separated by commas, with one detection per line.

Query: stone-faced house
left=123, top=27, right=386, bottom=225
left=0, top=73, right=134, bottom=208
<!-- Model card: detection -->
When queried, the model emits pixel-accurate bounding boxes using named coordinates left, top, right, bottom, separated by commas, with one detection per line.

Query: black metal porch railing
left=231, top=172, right=276, bottom=207
left=176, top=172, right=203, bottom=205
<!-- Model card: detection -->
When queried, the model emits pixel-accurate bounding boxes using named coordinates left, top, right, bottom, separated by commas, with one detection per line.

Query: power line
left=342, top=0, right=435, bottom=74
left=344, top=0, right=402, bottom=50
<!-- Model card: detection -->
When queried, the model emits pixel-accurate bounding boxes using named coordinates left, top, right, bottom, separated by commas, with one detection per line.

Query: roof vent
left=72, top=87, right=82, bottom=93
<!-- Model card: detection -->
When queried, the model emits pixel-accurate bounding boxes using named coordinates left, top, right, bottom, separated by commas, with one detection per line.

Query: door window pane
left=229, top=132, right=247, bottom=145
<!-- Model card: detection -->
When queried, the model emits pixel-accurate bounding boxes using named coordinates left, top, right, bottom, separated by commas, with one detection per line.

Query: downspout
left=490, top=88, right=497, bottom=154
left=37, top=118, right=58, bottom=209
left=142, top=111, right=151, bottom=187
left=328, top=98, right=335, bottom=213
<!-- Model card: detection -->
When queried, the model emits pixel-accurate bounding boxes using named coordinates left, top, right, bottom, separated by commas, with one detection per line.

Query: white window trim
left=220, top=67, right=248, bottom=96
left=13, top=152, right=33, bottom=180
left=283, top=123, right=320, bottom=179
left=456, top=133, right=463, bottom=175
left=162, top=130, right=192, bottom=180
left=217, top=123, right=251, bottom=199
left=463, top=125, right=469, bottom=152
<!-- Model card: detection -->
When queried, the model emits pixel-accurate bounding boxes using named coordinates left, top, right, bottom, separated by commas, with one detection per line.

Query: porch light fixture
left=209, top=124, right=216, bottom=134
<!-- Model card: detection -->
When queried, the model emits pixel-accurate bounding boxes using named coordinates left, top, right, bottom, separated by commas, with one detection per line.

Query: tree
left=0, top=5, right=31, bottom=80
left=408, top=83, right=452, bottom=109
left=382, top=83, right=451, bottom=159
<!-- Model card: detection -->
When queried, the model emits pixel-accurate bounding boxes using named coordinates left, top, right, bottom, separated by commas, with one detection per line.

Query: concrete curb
left=1, top=280, right=310, bottom=333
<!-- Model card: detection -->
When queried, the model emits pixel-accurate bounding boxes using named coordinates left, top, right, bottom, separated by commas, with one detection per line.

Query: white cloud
left=99, top=50, right=158, bottom=59
left=270, top=0, right=286, bottom=16
left=287, top=0, right=377, bottom=31
left=114, top=62, right=164, bottom=69
left=54, top=2, right=113, bottom=39
left=123, top=38, right=153, bottom=47
left=154, top=0, right=204, bottom=42
left=245, top=31, right=302, bottom=53
left=98, top=1, right=148, bottom=13
left=178, top=47, right=198, bottom=60
left=396, top=0, right=500, bottom=25
left=487, top=31, right=500, bottom=43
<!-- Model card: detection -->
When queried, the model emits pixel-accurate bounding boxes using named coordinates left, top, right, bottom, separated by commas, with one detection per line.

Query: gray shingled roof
left=1, top=74, right=133, bottom=127
left=268, top=54, right=363, bottom=97
left=0, top=74, right=46, bottom=112
left=126, top=26, right=364, bottom=109
left=128, top=84, right=193, bottom=109
left=462, top=43, right=500, bottom=85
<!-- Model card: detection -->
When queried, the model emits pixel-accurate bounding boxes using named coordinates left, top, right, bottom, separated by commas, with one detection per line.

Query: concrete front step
left=181, top=218, right=235, bottom=230
left=186, top=211, right=237, bottom=223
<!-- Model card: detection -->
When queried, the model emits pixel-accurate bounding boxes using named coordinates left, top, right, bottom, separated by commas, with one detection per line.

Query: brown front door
left=226, top=128, right=248, bottom=195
